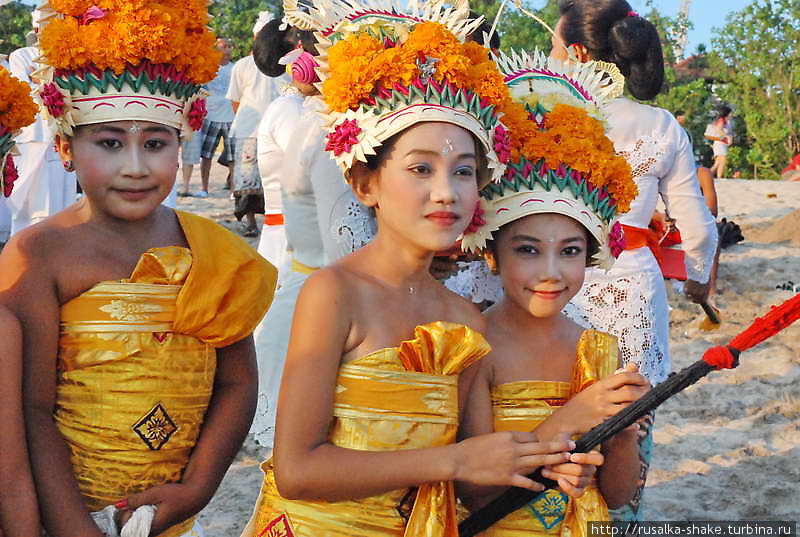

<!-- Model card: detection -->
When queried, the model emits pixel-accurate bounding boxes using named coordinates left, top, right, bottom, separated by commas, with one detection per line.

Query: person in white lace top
left=250, top=42, right=375, bottom=450
left=551, top=0, right=718, bottom=522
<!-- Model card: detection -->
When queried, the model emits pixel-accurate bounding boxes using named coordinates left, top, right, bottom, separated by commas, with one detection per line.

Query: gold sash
left=479, top=330, right=617, bottom=537
left=253, top=322, right=490, bottom=537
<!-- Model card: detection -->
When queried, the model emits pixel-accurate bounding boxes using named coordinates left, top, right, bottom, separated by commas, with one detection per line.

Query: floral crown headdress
left=33, top=0, right=222, bottom=138
left=461, top=49, right=637, bottom=270
left=0, top=66, right=38, bottom=197
left=283, top=0, right=520, bottom=187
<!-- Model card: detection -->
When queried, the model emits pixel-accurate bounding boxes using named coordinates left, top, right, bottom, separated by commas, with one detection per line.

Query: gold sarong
left=478, top=330, right=617, bottom=537
left=252, top=322, right=490, bottom=537
left=56, top=211, right=277, bottom=537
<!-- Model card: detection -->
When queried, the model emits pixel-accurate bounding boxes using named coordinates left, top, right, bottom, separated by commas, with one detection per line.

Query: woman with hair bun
left=552, top=0, right=718, bottom=521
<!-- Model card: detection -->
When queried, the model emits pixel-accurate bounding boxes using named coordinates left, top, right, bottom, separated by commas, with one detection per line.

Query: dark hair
left=674, top=109, right=685, bottom=117
left=717, top=105, right=732, bottom=119
left=253, top=19, right=301, bottom=77
left=468, top=10, right=501, bottom=50
left=557, top=0, right=664, bottom=100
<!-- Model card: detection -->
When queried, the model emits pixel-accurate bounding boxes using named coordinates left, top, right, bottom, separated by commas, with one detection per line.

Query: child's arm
left=0, top=306, right=41, bottom=537
left=532, top=363, right=650, bottom=508
left=121, top=334, right=259, bottom=535
left=457, top=357, right=600, bottom=511
left=596, top=424, right=641, bottom=508
left=456, top=359, right=509, bottom=511
left=0, top=233, right=105, bottom=537
left=272, top=269, right=573, bottom=502
left=530, top=364, right=650, bottom=440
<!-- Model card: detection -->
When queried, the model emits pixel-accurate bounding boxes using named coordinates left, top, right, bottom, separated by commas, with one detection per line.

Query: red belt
left=622, top=224, right=664, bottom=267
left=264, top=213, right=285, bottom=226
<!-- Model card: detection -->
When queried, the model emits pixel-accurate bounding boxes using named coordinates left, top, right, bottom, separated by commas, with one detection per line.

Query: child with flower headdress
left=0, top=2, right=278, bottom=536
left=458, top=48, right=650, bottom=536
left=0, top=63, right=40, bottom=537
left=244, top=2, right=604, bottom=536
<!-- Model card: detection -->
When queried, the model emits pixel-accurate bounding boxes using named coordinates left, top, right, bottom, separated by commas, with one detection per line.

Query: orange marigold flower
left=0, top=67, right=37, bottom=132
left=50, top=0, right=94, bottom=17
left=40, top=0, right=220, bottom=85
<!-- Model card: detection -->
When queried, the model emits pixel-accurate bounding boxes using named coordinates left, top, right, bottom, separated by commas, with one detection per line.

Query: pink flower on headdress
left=188, top=99, right=207, bottom=131
left=465, top=200, right=486, bottom=234
left=78, top=5, right=107, bottom=25
left=609, top=221, right=626, bottom=258
left=493, top=125, right=512, bottom=164
left=3, top=154, right=18, bottom=197
left=40, top=83, right=66, bottom=118
left=325, top=119, right=361, bottom=156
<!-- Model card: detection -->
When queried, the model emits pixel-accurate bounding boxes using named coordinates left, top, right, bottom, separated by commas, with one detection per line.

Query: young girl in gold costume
left=0, top=64, right=39, bottom=537
left=0, top=2, right=277, bottom=536
left=459, top=49, right=651, bottom=536
left=246, top=2, right=602, bottom=536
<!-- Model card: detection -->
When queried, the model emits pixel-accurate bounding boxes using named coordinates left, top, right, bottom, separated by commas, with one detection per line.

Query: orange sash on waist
left=621, top=224, right=664, bottom=268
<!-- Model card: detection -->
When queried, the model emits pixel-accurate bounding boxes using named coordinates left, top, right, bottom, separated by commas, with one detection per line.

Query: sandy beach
left=132, top=170, right=800, bottom=532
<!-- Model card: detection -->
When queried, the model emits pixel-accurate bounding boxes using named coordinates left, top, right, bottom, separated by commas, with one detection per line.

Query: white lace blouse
left=606, top=97, right=718, bottom=283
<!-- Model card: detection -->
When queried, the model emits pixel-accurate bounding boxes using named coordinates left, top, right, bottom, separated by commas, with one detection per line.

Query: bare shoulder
left=438, top=284, right=486, bottom=334
left=480, top=305, right=514, bottom=357
left=0, top=218, right=64, bottom=287
left=294, top=263, right=360, bottom=330
left=1, top=216, right=65, bottom=261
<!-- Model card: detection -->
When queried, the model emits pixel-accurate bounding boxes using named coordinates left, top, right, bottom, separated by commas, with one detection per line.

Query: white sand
left=184, top=170, right=800, bottom=534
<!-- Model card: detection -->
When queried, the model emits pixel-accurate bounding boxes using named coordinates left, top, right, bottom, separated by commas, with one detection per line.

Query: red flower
left=493, top=125, right=512, bottom=164
left=465, top=200, right=486, bottom=234
left=325, top=119, right=361, bottom=156
left=188, top=99, right=207, bottom=131
left=609, top=221, right=626, bottom=258
left=78, top=5, right=107, bottom=25
left=3, top=154, right=18, bottom=197
left=40, top=83, right=66, bottom=118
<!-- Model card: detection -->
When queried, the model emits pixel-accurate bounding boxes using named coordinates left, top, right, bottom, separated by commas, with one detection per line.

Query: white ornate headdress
left=283, top=0, right=517, bottom=186
left=461, top=49, right=637, bottom=270
left=32, top=0, right=222, bottom=139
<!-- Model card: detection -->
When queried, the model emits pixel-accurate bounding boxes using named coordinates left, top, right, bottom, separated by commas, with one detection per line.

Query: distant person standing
left=227, top=13, right=289, bottom=237
left=704, top=106, right=733, bottom=178
left=7, top=10, right=76, bottom=236
left=180, top=38, right=236, bottom=198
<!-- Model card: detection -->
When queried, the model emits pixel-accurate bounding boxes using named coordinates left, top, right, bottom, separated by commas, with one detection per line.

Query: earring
left=63, top=160, right=74, bottom=172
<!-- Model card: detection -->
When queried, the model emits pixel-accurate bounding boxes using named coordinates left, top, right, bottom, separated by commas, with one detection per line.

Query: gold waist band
left=334, top=364, right=459, bottom=425
left=61, top=282, right=181, bottom=333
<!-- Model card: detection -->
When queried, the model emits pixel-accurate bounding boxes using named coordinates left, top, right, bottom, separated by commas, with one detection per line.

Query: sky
left=530, top=0, right=755, bottom=55
left=16, top=0, right=755, bottom=55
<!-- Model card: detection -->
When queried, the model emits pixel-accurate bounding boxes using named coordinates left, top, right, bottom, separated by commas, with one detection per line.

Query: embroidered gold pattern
left=259, top=514, right=295, bottom=537
left=133, top=403, right=178, bottom=450
left=100, top=298, right=163, bottom=321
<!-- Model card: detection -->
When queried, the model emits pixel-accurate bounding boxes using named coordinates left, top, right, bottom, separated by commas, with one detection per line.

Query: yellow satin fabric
left=56, top=212, right=277, bottom=537
left=253, top=322, right=490, bottom=537
left=479, top=330, right=618, bottom=537
left=291, top=257, right=319, bottom=275
left=173, top=210, right=278, bottom=347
